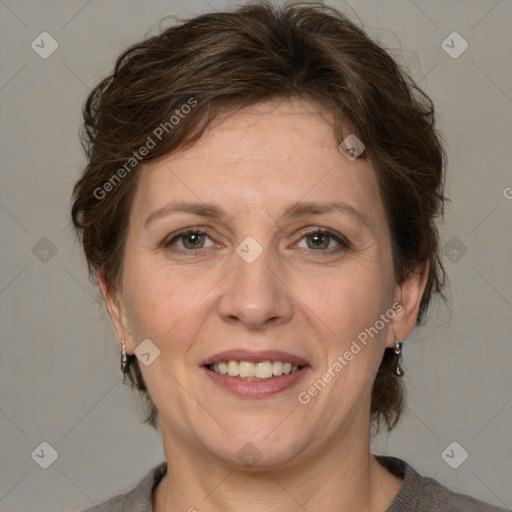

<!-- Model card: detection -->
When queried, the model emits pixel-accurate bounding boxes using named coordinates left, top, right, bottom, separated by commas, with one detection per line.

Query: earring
left=394, top=337, right=404, bottom=377
left=121, top=340, right=128, bottom=384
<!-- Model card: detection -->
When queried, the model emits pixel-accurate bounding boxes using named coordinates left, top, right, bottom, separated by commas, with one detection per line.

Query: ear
left=386, top=260, right=429, bottom=348
left=97, top=269, right=135, bottom=354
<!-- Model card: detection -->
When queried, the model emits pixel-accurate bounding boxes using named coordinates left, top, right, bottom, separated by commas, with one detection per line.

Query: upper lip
left=202, top=349, right=310, bottom=367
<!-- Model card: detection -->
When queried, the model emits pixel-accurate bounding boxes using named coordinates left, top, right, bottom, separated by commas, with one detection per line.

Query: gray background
left=1, top=0, right=511, bottom=510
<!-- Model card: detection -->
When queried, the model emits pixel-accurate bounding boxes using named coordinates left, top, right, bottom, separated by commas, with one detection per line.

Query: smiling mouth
left=206, top=360, right=303, bottom=380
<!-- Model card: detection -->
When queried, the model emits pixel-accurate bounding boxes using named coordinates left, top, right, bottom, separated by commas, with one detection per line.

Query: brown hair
left=71, top=0, right=447, bottom=433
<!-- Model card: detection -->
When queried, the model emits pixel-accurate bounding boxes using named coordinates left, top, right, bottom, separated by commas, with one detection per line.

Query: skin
left=99, top=98, right=428, bottom=511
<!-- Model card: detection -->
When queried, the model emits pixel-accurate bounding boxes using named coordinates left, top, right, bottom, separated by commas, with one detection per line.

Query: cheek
left=304, top=271, right=393, bottom=403
left=122, top=257, right=218, bottom=348
left=301, top=263, right=395, bottom=402
left=301, top=264, right=392, bottom=339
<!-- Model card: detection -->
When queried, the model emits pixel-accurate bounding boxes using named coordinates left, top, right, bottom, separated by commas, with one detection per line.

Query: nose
left=217, top=246, right=294, bottom=330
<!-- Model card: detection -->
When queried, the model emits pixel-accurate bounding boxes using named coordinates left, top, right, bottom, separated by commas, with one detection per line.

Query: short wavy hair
left=71, top=0, right=447, bottom=433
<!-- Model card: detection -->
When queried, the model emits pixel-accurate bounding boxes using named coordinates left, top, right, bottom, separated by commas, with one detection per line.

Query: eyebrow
left=144, top=200, right=371, bottom=228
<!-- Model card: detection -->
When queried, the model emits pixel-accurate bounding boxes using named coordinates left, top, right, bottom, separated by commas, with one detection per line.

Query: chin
left=200, top=421, right=310, bottom=469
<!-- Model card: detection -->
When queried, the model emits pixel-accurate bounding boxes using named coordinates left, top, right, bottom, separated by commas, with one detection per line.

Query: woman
left=71, top=2, right=506, bottom=510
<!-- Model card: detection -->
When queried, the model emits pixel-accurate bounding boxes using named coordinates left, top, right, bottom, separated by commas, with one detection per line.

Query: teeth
left=209, top=360, right=302, bottom=379
left=239, top=361, right=254, bottom=378
left=272, top=361, right=283, bottom=376
left=255, top=361, right=273, bottom=379
left=227, top=361, right=238, bottom=377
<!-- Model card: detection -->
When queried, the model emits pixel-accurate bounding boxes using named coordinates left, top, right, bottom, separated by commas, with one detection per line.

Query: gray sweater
left=81, top=455, right=509, bottom=511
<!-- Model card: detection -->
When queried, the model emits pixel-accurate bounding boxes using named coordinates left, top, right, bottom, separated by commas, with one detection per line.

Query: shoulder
left=376, top=455, right=509, bottom=512
left=81, top=461, right=167, bottom=512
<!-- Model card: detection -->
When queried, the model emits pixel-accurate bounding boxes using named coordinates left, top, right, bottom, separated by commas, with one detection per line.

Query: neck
left=153, top=422, right=402, bottom=512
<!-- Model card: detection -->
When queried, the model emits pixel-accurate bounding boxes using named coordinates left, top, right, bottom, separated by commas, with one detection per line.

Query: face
left=102, top=98, right=424, bottom=468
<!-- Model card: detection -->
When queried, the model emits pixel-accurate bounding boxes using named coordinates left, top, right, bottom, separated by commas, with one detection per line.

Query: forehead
left=132, top=98, right=383, bottom=226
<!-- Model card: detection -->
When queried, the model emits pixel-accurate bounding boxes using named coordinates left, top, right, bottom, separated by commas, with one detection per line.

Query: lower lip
left=203, top=367, right=310, bottom=398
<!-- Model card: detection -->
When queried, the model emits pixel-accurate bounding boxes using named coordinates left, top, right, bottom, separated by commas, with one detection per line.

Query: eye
left=163, top=227, right=350, bottom=254
left=296, top=229, right=350, bottom=251
left=164, top=229, right=215, bottom=251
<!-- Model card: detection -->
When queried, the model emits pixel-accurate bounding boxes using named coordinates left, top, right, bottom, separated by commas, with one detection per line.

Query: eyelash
left=163, top=227, right=351, bottom=255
